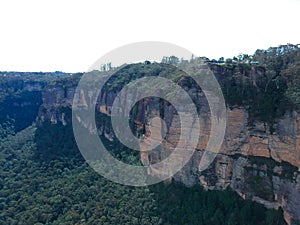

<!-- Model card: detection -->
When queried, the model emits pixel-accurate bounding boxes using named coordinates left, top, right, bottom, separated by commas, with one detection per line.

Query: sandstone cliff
left=37, top=65, right=300, bottom=224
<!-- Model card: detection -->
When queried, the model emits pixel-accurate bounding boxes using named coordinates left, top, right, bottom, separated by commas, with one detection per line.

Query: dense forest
left=0, top=127, right=286, bottom=225
left=1, top=44, right=300, bottom=224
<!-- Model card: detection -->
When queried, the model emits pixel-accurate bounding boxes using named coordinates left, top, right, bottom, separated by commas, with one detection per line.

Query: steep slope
left=36, top=45, right=300, bottom=224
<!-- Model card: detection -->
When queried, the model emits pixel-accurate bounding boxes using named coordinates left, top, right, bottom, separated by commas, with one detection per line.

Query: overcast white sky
left=0, top=0, right=299, bottom=72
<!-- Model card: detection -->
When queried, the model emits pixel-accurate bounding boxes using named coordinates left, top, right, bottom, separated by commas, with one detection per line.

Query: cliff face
left=0, top=81, right=45, bottom=133
left=0, top=72, right=72, bottom=133
left=37, top=70, right=300, bottom=224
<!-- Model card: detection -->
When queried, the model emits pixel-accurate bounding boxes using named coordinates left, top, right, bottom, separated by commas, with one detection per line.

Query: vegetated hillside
left=216, top=44, right=300, bottom=131
left=0, top=127, right=286, bottom=225
left=35, top=44, right=300, bottom=224
left=1, top=44, right=300, bottom=224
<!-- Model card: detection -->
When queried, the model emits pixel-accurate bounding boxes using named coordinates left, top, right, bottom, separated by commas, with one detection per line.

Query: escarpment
left=37, top=61, right=300, bottom=224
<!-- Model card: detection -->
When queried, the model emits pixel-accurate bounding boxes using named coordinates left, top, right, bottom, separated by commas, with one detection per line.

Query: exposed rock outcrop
left=37, top=69, right=300, bottom=224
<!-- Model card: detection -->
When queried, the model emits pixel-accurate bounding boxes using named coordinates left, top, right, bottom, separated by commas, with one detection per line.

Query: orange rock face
left=39, top=85, right=300, bottom=224
left=192, top=107, right=300, bottom=168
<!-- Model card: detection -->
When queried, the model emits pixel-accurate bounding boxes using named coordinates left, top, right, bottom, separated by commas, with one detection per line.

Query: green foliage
left=150, top=182, right=285, bottom=225
left=248, top=156, right=298, bottom=180
left=221, top=63, right=289, bottom=131
left=1, top=44, right=300, bottom=224
left=0, top=90, right=42, bottom=132
left=102, top=62, right=185, bottom=93
left=0, top=71, right=71, bottom=135
left=0, top=126, right=287, bottom=225
left=248, top=175, right=273, bottom=199
left=34, top=121, right=80, bottom=161
left=219, top=44, right=300, bottom=131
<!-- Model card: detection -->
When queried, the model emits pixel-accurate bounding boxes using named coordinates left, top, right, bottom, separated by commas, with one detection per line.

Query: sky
left=0, top=0, right=299, bottom=72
